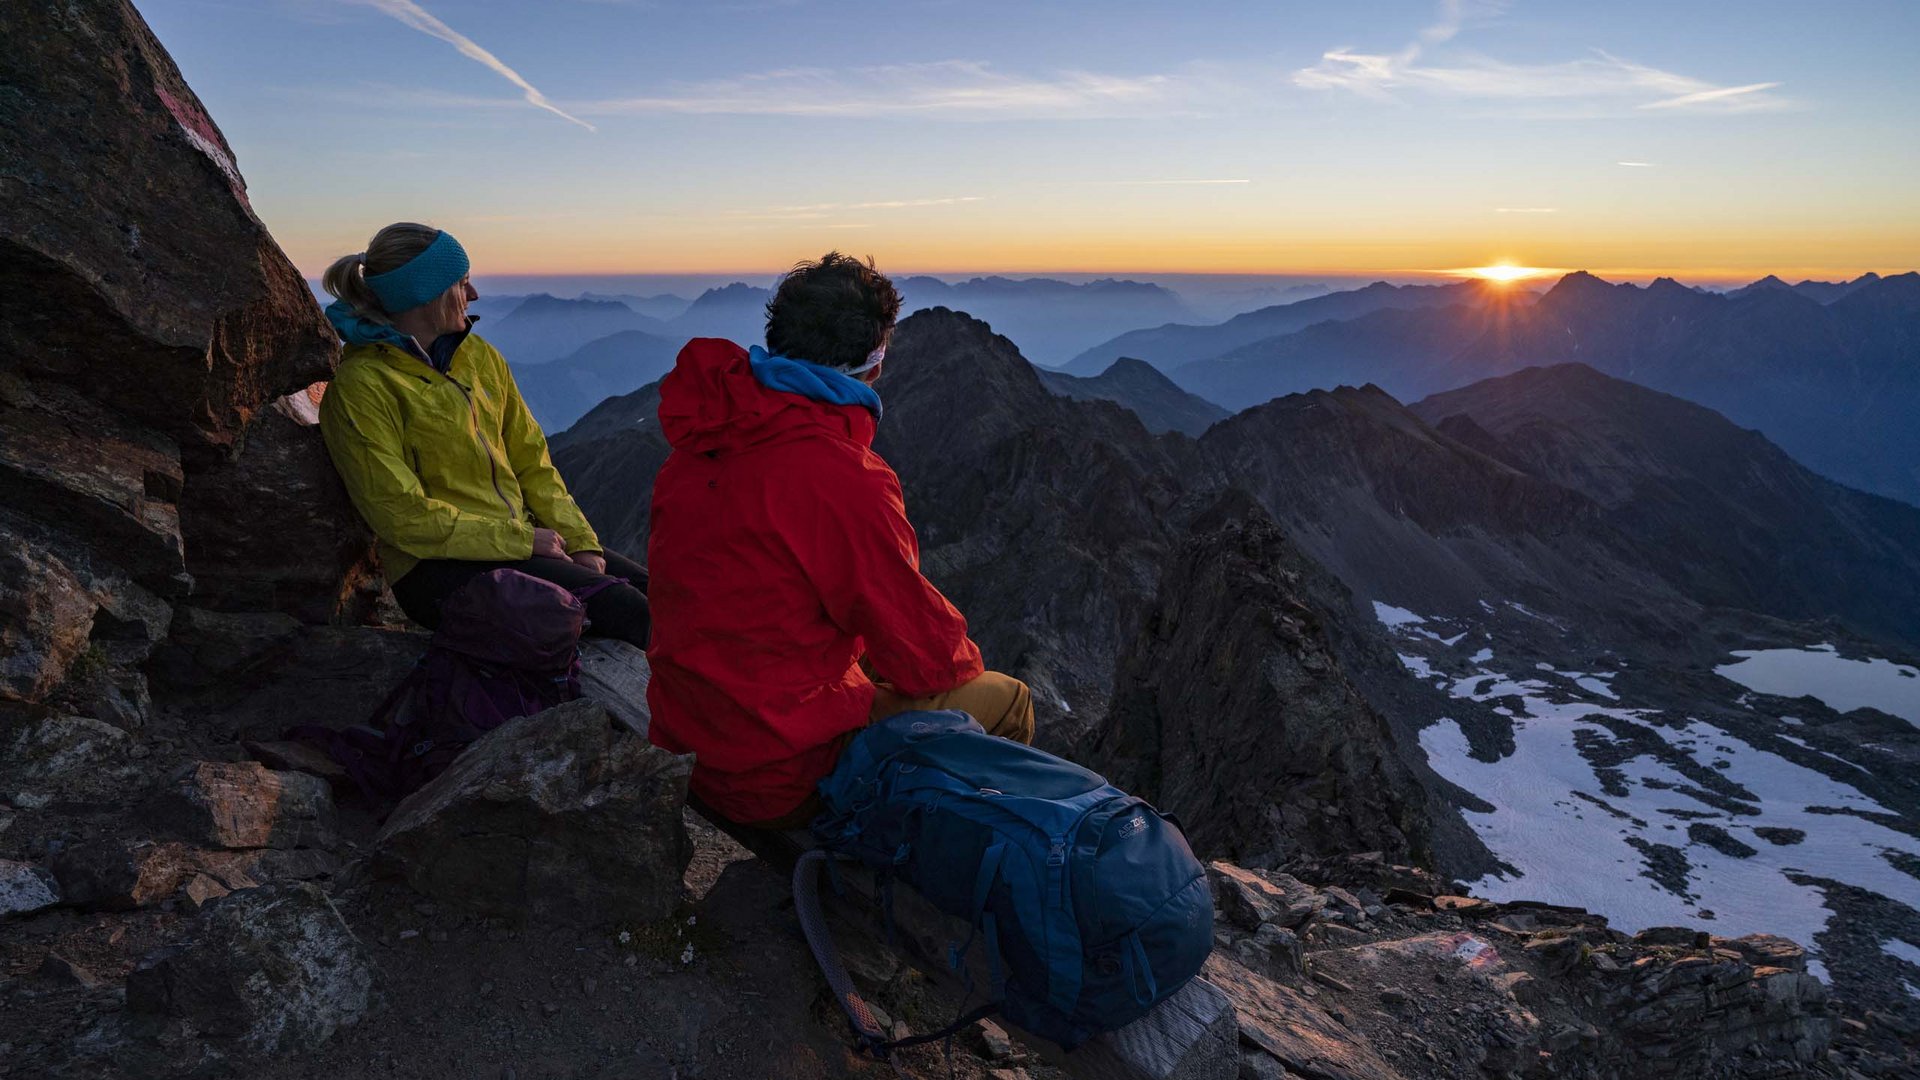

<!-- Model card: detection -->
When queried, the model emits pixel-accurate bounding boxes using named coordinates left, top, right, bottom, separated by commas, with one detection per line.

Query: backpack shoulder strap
left=793, top=851, right=892, bottom=1053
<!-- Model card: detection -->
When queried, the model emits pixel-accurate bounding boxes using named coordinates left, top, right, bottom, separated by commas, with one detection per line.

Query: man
left=645, top=252, right=1034, bottom=826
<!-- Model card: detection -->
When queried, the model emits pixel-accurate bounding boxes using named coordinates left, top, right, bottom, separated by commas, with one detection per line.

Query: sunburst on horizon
left=1456, top=262, right=1559, bottom=284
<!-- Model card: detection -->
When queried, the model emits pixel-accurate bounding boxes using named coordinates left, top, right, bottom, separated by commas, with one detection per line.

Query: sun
left=1460, top=262, right=1553, bottom=285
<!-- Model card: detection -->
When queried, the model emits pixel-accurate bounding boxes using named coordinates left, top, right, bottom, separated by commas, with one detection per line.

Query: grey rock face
left=126, top=881, right=377, bottom=1053
left=1, top=714, right=150, bottom=807
left=375, top=699, right=693, bottom=926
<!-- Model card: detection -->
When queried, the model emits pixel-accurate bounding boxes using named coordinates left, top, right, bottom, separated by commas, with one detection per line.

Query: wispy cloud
left=1293, top=2, right=1786, bottom=115
left=354, top=0, right=595, bottom=130
left=1640, top=81, right=1781, bottom=111
left=1495, top=207, right=1558, bottom=213
left=570, top=61, right=1199, bottom=119
left=1616, top=161, right=1658, bottom=167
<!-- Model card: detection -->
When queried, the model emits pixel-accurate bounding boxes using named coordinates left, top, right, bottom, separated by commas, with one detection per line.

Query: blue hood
left=326, top=300, right=415, bottom=349
left=747, top=345, right=882, bottom=418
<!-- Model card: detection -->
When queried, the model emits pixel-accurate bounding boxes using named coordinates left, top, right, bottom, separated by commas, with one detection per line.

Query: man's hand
left=532, top=527, right=568, bottom=560
left=570, top=551, right=607, bottom=575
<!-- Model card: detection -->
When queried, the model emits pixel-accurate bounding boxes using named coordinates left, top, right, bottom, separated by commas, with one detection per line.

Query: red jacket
left=645, top=339, right=985, bottom=823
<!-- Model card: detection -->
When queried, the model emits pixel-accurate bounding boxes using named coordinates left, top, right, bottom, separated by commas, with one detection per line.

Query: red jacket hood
left=658, top=338, right=877, bottom=455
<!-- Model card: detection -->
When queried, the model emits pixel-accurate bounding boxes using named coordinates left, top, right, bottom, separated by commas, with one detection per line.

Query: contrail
left=359, top=0, right=594, bottom=131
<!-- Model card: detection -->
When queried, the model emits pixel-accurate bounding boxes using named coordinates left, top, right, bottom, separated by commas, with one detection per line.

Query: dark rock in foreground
left=126, top=881, right=377, bottom=1053
left=147, top=761, right=338, bottom=851
left=374, top=700, right=693, bottom=927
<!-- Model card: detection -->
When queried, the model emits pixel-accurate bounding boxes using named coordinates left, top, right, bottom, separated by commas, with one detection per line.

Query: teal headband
left=364, top=230, right=469, bottom=313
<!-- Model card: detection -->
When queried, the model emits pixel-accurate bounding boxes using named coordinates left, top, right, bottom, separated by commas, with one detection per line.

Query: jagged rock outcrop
left=0, top=0, right=373, bottom=715
left=1094, top=498, right=1425, bottom=864
left=374, top=700, right=693, bottom=927
left=875, top=308, right=1196, bottom=738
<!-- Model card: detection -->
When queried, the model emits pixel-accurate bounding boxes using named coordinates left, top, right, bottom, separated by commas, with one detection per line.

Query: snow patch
left=1418, top=650, right=1919, bottom=976
left=1373, top=602, right=1426, bottom=627
left=1884, top=938, right=1920, bottom=969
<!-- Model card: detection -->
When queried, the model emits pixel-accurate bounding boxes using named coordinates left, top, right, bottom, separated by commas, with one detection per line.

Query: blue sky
left=140, top=0, right=1920, bottom=279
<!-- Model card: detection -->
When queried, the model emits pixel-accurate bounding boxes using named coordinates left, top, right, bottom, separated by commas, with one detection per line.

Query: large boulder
left=0, top=0, right=333, bottom=452
left=1, top=0, right=371, bottom=700
left=126, top=882, right=377, bottom=1053
left=375, top=699, right=693, bottom=926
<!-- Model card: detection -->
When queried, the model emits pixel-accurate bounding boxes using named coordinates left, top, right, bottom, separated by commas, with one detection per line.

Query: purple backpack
left=301, top=569, right=615, bottom=802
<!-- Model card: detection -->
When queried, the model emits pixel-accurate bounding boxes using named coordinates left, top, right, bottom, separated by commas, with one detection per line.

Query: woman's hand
left=532, top=527, right=568, bottom=560
left=570, top=551, right=607, bottom=575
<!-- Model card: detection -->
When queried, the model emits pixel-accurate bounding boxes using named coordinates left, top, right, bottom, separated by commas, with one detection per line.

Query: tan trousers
left=753, top=670, right=1036, bottom=829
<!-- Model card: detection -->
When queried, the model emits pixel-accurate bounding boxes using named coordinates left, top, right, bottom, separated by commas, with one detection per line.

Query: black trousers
left=391, top=549, right=650, bottom=649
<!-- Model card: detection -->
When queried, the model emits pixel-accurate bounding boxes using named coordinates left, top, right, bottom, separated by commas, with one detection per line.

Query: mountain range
left=1066, top=270, right=1917, bottom=508
left=553, top=305, right=1920, bottom=1008
left=898, top=276, right=1198, bottom=366
left=1061, top=279, right=1515, bottom=374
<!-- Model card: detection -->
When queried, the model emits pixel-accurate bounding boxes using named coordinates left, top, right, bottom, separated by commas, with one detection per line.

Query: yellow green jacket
left=318, top=330, right=599, bottom=582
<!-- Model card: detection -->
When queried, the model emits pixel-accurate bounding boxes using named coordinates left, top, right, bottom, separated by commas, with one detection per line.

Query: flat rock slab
left=1203, top=955, right=1402, bottom=1080
left=0, top=858, right=60, bottom=916
left=127, top=881, right=377, bottom=1054
left=147, top=760, right=337, bottom=850
left=375, top=699, right=692, bottom=927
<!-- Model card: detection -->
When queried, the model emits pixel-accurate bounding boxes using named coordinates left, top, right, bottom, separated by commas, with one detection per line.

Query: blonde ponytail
left=321, top=222, right=443, bottom=324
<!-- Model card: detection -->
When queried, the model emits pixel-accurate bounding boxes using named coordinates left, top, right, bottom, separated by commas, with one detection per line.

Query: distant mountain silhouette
left=665, top=283, right=770, bottom=346
left=1062, top=280, right=1513, bottom=374
left=1446, top=270, right=1920, bottom=506
left=1035, top=357, right=1230, bottom=436
left=516, top=329, right=680, bottom=433
left=1413, top=364, right=1920, bottom=645
left=1172, top=301, right=1508, bottom=412
left=484, top=295, right=667, bottom=365
left=579, top=291, right=693, bottom=321
left=1153, top=270, right=1920, bottom=506
left=899, top=276, right=1198, bottom=366
left=1728, top=272, right=1881, bottom=305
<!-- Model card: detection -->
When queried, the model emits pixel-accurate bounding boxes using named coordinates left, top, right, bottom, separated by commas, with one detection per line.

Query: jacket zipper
left=452, top=377, right=516, bottom=516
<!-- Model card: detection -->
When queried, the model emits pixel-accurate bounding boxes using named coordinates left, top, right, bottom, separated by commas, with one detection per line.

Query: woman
left=316, top=222, right=649, bottom=647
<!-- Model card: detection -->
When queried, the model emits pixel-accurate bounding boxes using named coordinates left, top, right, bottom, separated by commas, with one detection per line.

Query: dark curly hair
left=764, top=252, right=902, bottom=370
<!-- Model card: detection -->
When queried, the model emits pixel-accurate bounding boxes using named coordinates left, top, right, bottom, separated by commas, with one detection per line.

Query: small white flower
left=679, top=943, right=695, bottom=965
left=618, top=930, right=632, bottom=944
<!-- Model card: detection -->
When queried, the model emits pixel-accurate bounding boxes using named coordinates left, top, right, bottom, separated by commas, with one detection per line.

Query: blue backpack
left=802, top=709, right=1213, bottom=1051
